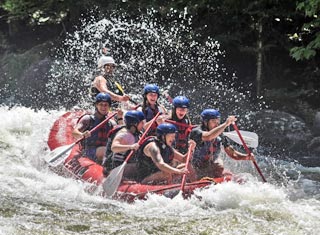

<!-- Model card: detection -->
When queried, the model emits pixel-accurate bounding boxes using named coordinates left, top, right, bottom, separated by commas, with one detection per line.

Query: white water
left=1, top=8, right=319, bottom=235
left=0, top=106, right=319, bottom=235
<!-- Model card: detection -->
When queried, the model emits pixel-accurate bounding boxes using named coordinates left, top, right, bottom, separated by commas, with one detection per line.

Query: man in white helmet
left=91, top=52, right=130, bottom=103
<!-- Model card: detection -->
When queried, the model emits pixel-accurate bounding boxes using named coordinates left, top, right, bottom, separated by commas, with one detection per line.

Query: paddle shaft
left=47, top=112, right=117, bottom=165
left=114, top=81, right=138, bottom=105
left=165, top=119, right=197, bottom=129
left=180, top=145, right=193, bottom=193
left=123, top=112, right=161, bottom=164
left=81, top=113, right=117, bottom=141
left=163, top=91, right=173, bottom=103
left=232, top=123, right=267, bottom=182
left=103, top=112, right=161, bottom=196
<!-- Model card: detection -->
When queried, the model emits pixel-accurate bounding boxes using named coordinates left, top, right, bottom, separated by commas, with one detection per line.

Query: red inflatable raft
left=47, top=110, right=231, bottom=202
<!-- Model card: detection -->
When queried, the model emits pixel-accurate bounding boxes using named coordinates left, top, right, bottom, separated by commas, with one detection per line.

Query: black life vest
left=90, top=74, right=121, bottom=99
left=136, top=137, right=174, bottom=181
left=103, top=125, right=139, bottom=170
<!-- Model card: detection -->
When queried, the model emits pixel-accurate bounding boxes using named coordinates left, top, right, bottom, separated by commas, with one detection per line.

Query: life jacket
left=104, top=75, right=120, bottom=95
left=103, top=125, right=139, bottom=170
left=78, top=113, right=114, bottom=150
left=169, top=117, right=192, bottom=154
left=136, top=137, right=174, bottom=181
left=142, top=105, right=159, bottom=136
left=90, top=74, right=121, bottom=99
left=192, top=126, right=221, bottom=167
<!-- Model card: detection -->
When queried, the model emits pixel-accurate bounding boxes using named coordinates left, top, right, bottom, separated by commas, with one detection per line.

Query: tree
left=289, top=0, right=320, bottom=61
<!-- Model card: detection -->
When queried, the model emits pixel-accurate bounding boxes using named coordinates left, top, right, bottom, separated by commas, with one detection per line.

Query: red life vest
left=77, top=113, right=113, bottom=149
left=170, top=117, right=192, bottom=154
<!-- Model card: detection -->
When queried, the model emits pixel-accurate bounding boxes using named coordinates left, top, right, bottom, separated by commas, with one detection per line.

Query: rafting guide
left=90, top=48, right=131, bottom=103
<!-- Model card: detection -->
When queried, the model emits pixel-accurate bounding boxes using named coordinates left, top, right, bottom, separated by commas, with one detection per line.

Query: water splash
left=47, top=9, right=263, bottom=123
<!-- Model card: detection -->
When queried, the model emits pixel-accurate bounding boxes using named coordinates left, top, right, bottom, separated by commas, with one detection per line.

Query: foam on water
left=0, top=105, right=319, bottom=234
left=0, top=8, right=319, bottom=235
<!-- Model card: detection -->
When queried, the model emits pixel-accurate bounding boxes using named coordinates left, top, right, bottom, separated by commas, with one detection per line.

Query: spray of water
left=46, top=9, right=264, bottom=123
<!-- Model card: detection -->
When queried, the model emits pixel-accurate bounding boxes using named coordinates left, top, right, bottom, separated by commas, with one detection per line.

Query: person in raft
left=90, top=50, right=130, bottom=103
left=190, top=108, right=254, bottom=179
left=72, top=93, right=123, bottom=164
left=103, top=110, right=146, bottom=179
left=136, top=123, right=196, bottom=184
left=167, top=96, right=193, bottom=154
left=139, top=84, right=168, bottom=136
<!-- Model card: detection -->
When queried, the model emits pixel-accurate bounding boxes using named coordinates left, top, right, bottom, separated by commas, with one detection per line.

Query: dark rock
left=248, top=109, right=313, bottom=153
left=15, top=57, right=53, bottom=108
left=312, top=112, right=320, bottom=136
left=307, top=136, right=320, bottom=153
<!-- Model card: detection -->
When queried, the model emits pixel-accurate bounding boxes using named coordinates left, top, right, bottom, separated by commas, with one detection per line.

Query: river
left=0, top=106, right=319, bottom=235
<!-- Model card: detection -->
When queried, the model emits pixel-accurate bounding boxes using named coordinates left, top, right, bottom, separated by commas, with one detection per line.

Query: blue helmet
left=201, top=109, right=221, bottom=121
left=156, top=123, right=177, bottom=137
left=124, top=110, right=145, bottom=125
left=173, top=96, right=190, bottom=108
left=95, top=93, right=112, bottom=105
left=143, top=84, right=160, bottom=95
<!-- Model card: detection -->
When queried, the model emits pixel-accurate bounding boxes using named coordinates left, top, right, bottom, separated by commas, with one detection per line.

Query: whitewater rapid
left=0, top=106, right=319, bottom=235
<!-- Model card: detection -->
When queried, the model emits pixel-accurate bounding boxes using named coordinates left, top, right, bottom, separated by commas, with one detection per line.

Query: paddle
left=180, top=145, right=193, bottom=196
left=223, top=130, right=258, bottom=148
left=162, top=90, right=173, bottom=103
left=165, top=119, right=197, bottom=129
left=232, top=123, right=267, bottom=182
left=114, top=81, right=138, bottom=105
left=44, top=113, right=117, bottom=167
left=103, top=112, right=161, bottom=197
left=166, top=119, right=258, bottom=149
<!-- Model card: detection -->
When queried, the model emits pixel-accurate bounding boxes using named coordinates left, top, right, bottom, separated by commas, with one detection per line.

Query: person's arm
left=144, top=142, right=188, bottom=175
left=94, top=76, right=130, bottom=102
left=202, top=116, right=237, bottom=141
left=224, top=145, right=254, bottom=160
left=219, top=135, right=253, bottom=160
left=173, top=139, right=196, bottom=163
left=116, top=109, right=124, bottom=125
left=111, top=132, right=139, bottom=153
left=72, top=116, right=91, bottom=139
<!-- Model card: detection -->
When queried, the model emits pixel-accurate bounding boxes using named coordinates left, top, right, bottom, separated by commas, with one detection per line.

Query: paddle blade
left=224, top=130, right=258, bottom=148
left=102, top=162, right=126, bottom=197
left=44, top=143, right=75, bottom=167
left=114, top=81, right=125, bottom=95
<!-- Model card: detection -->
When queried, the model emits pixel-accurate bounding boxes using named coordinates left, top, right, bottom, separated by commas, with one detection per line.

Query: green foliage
left=0, top=0, right=93, bottom=24
left=290, top=0, right=320, bottom=60
left=290, top=47, right=316, bottom=60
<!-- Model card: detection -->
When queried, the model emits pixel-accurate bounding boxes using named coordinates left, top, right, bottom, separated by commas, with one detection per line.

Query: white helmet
left=97, top=55, right=116, bottom=68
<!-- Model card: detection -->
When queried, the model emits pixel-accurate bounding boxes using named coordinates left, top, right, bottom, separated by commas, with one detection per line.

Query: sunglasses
left=104, top=64, right=116, bottom=68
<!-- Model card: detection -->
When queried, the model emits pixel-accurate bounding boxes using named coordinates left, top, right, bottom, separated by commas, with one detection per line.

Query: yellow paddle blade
left=114, top=81, right=125, bottom=95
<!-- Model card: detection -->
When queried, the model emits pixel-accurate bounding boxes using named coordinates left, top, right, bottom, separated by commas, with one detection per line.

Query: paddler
left=190, top=109, right=254, bottom=179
